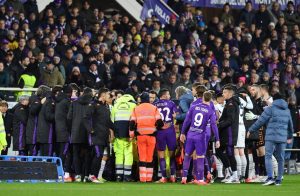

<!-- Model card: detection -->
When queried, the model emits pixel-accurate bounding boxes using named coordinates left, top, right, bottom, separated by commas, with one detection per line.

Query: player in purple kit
left=154, top=89, right=178, bottom=183
left=190, top=85, right=220, bottom=183
left=180, top=91, right=220, bottom=185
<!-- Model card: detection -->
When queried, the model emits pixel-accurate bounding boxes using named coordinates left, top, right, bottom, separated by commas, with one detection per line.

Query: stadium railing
left=0, top=87, right=37, bottom=108
left=0, top=155, right=64, bottom=183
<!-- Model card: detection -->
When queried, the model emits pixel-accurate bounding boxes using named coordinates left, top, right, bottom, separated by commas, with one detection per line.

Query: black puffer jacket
left=84, top=101, right=114, bottom=146
left=218, top=96, right=240, bottom=146
left=55, top=92, right=70, bottom=143
left=37, top=97, right=55, bottom=144
left=67, top=94, right=93, bottom=144
left=26, top=94, right=42, bottom=145
left=12, top=103, right=28, bottom=151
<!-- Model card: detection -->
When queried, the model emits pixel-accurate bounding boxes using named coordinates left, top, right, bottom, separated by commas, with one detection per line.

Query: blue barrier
left=0, top=155, right=64, bottom=183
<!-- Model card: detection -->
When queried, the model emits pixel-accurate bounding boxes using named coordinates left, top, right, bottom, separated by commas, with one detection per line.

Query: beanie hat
left=36, top=85, right=51, bottom=97
left=63, top=84, right=73, bottom=95
left=151, top=30, right=160, bottom=38
left=19, top=95, right=30, bottom=102
left=134, top=34, right=142, bottom=42
left=238, top=76, right=246, bottom=84
left=72, top=66, right=80, bottom=73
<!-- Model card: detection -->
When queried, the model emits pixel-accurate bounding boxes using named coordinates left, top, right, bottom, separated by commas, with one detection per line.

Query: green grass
left=1, top=175, right=300, bottom=196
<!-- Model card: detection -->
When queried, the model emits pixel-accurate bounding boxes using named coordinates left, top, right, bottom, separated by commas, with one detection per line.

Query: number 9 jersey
left=181, top=103, right=217, bottom=137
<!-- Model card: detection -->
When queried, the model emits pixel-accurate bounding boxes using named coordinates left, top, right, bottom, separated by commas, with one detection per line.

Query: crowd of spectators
left=0, top=0, right=299, bottom=103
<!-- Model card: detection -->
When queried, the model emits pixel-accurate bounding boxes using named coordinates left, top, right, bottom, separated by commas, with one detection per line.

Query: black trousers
left=27, top=144, right=38, bottom=156
left=72, top=143, right=92, bottom=177
left=55, top=142, right=72, bottom=173
left=39, top=143, right=53, bottom=156
left=216, top=144, right=237, bottom=172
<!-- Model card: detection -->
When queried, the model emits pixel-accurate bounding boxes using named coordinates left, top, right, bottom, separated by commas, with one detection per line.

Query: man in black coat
left=254, top=4, right=271, bottom=31
left=0, top=100, right=13, bottom=155
left=80, top=1, right=96, bottom=31
left=239, top=1, right=255, bottom=28
left=217, top=85, right=240, bottom=183
left=84, top=61, right=106, bottom=89
left=26, top=85, right=51, bottom=156
left=55, top=85, right=72, bottom=181
left=112, top=64, right=130, bottom=91
left=12, top=95, right=29, bottom=155
left=83, top=88, right=114, bottom=183
left=36, top=86, right=59, bottom=156
left=67, top=87, right=94, bottom=182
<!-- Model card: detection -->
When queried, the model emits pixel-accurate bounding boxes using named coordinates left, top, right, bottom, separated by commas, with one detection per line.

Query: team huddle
left=0, top=82, right=289, bottom=185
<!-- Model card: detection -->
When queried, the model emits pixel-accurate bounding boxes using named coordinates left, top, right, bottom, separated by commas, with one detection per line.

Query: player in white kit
left=235, top=90, right=253, bottom=182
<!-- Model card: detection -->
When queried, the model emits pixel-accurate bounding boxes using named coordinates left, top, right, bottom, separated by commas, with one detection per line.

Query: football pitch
left=0, top=175, right=300, bottom=196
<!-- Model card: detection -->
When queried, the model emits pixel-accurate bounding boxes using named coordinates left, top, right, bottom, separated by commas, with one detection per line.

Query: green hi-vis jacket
left=111, top=94, right=136, bottom=138
left=16, top=74, right=36, bottom=100
left=0, top=111, right=7, bottom=152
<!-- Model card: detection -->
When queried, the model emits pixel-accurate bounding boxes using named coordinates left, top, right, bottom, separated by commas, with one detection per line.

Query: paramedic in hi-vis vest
left=111, top=94, right=137, bottom=182
left=129, top=92, right=164, bottom=182
left=16, top=72, right=37, bottom=100
left=0, top=108, right=7, bottom=153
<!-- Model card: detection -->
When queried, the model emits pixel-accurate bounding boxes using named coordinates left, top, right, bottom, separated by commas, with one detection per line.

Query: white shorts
left=235, top=124, right=246, bottom=148
left=103, top=147, right=108, bottom=156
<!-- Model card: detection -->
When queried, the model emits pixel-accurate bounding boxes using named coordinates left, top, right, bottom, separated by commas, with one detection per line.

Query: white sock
left=64, top=172, right=70, bottom=178
left=215, top=156, right=224, bottom=178
left=158, top=165, right=162, bottom=178
left=240, top=155, right=247, bottom=177
left=98, top=160, right=106, bottom=179
left=272, top=155, right=278, bottom=177
left=225, top=168, right=231, bottom=178
left=235, top=155, right=242, bottom=177
left=248, top=154, right=254, bottom=179
left=232, top=171, right=238, bottom=179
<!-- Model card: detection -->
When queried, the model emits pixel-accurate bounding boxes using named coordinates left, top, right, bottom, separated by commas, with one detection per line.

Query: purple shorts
left=156, top=126, right=177, bottom=151
left=185, top=133, right=206, bottom=156
left=94, top=145, right=105, bottom=158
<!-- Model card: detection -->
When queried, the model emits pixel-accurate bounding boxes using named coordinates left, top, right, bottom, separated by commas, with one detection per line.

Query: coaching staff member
left=248, top=93, right=293, bottom=186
